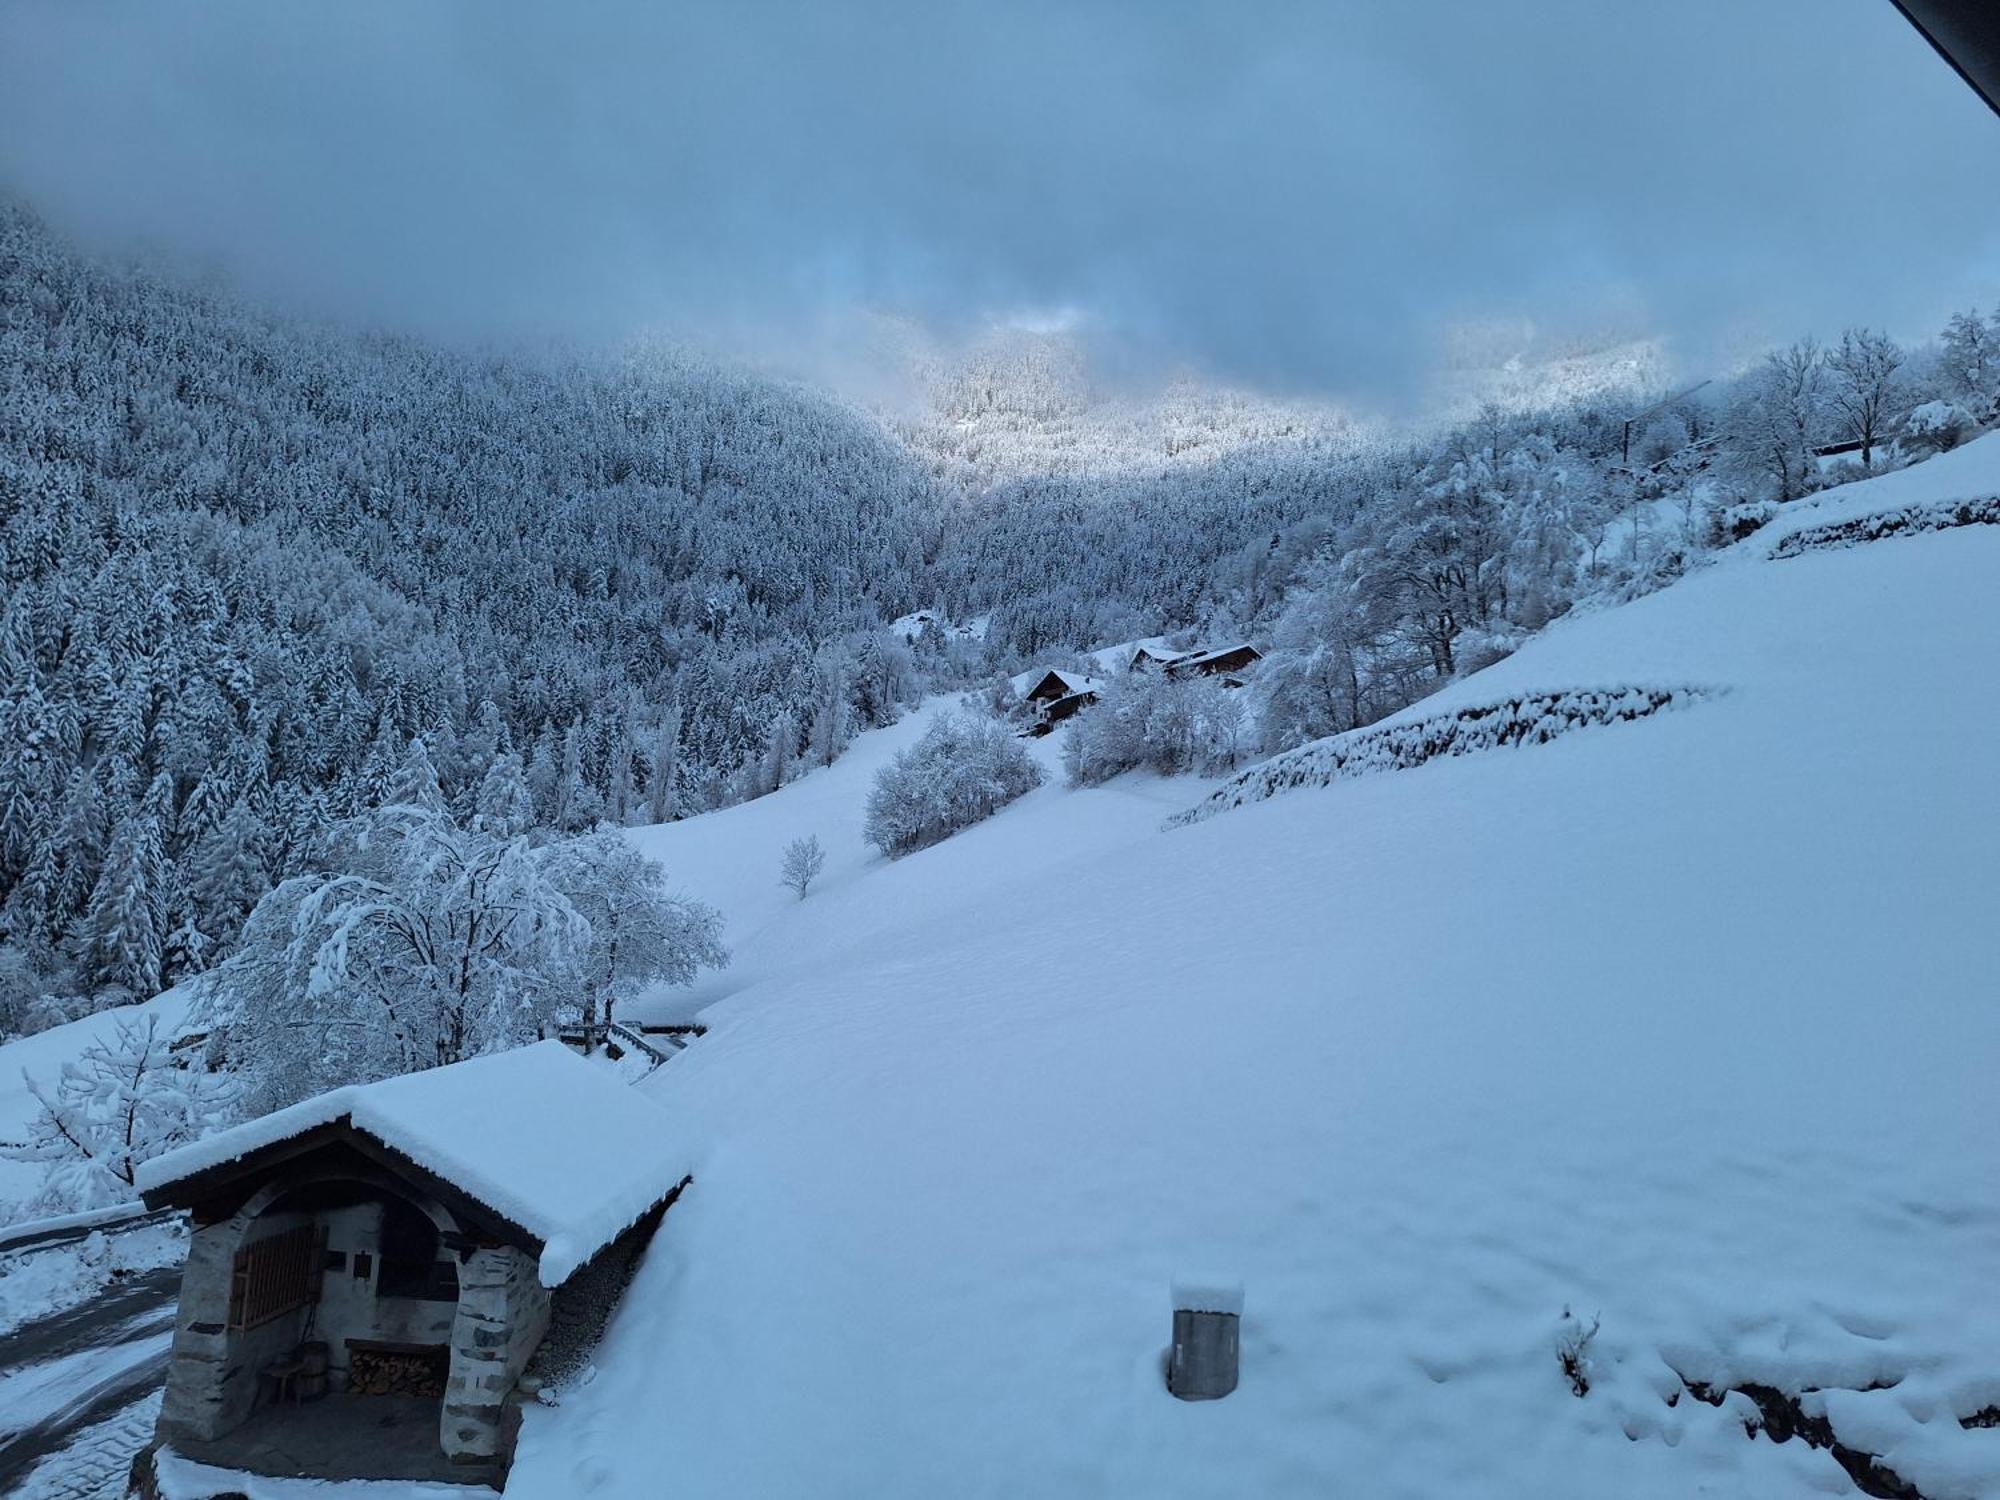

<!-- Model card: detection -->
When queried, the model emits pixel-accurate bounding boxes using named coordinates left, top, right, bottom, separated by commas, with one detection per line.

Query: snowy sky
left=1, top=0, right=1995, bottom=406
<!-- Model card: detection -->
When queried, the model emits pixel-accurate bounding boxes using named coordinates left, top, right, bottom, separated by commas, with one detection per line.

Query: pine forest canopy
left=1, top=198, right=1996, bottom=1040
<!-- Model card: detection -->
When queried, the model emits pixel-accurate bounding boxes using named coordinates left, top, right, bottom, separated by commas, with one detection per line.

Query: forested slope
left=2, top=199, right=1992, bottom=1036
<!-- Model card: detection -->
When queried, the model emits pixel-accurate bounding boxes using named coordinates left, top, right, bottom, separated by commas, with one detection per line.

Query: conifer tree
left=81, top=814, right=163, bottom=997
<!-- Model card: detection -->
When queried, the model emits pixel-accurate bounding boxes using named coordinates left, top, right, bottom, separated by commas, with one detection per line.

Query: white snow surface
left=153, top=1450, right=471, bottom=1500
left=622, top=694, right=1215, bottom=1026
left=515, top=440, right=2000, bottom=1499
left=137, top=1041, right=687, bottom=1286
left=0, top=1218, right=186, bottom=1338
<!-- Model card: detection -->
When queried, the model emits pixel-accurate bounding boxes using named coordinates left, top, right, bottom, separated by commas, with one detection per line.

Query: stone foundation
left=157, top=1206, right=310, bottom=1446
left=440, top=1246, right=549, bottom=1464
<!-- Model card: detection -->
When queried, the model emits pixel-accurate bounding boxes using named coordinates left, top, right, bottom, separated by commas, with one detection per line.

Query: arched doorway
left=160, top=1167, right=479, bottom=1482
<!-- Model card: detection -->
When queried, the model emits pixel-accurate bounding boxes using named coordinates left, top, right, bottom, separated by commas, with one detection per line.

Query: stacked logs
left=346, top=1342, right=449, bottom=1397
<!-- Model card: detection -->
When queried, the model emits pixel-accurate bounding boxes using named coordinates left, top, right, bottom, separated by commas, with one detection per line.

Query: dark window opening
left=379, top=1256, right=460, bottom=1302
left=375, top=1195, right=456, bottom=1301
left=352, top=1251, right=373, bottom=1280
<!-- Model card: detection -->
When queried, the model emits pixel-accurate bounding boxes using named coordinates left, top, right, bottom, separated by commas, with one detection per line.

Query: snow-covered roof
left=136, top=1042, right=690, bottom=1286
left=1175, top=641, right=1259, bottom=666
left=1018, top=668, right=1103, bottom=698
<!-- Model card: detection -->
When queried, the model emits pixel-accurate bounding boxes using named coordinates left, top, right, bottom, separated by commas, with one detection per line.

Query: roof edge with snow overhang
left=137, top=1040, right=692, bottom=1286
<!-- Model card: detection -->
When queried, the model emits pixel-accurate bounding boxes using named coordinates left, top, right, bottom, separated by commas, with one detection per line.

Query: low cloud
left=3, top=0, right=1995, bottom=409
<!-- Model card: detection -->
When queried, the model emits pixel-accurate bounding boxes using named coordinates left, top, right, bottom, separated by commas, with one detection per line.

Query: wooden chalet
left=1021, top=668, right=1106, bottom=735
left=1129, top=642, right=1264, bottom=686
left=1127, top=644, right=1186, bottom=673
left=135, top=1043, right=690, bottom=1488
left=1167, top=643, right=1263, bottom=683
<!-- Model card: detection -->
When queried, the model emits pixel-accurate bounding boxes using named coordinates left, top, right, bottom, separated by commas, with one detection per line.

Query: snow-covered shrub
left=1064, top=675, right=1247, bottom=786
left=1709, top=501, right=1780, bottom=547
left=1, top=1014, right=232, bottom=1213
left=864, top=714, right=1042, bottom=857
left=1902, top=399, right=1968, bottom=456
left=1769, top=496, right=2000, bottom=559
left=1555, top=1307, right=1600, bottom=1397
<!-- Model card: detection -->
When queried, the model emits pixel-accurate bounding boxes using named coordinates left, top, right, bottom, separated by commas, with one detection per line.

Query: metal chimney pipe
left=1167, top=1277, right=1242, bottom=1400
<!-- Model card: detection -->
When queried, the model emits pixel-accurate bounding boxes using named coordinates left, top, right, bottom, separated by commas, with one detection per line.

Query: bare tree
left=1825, top=328, right=1905, bottom=470
left=780, top=834, right=827, bottom=898
left=1726, top=339, right=1827, bottom=502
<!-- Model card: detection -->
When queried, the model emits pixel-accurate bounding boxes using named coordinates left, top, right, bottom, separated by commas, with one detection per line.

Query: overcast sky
left=2, top=0, right=1995, bottom=408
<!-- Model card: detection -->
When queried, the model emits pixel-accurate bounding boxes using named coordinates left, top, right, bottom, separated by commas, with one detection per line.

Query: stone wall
left=440, top=1246, right=550, bottom=1466
left=157, top=1208, right=310, bottom=1446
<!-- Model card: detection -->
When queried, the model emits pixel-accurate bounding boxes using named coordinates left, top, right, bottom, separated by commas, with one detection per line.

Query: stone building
left=134, top=1041, right=691, bottom=1489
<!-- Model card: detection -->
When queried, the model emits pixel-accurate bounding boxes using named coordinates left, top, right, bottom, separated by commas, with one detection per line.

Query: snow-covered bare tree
left=2, top=1013, right=231, bottom=1212
left=1938, top=308, right=1999, bottom=417
left=209, top=803, right=591, bottom=1110
left=1825, top=328, right=1906, bottom=470
left=545, top=831, right=726, bottom=1037
left=780, top=834, right=827, bottom=898
left=1725, top=340, right=1828, bottom=502
left=208, top=798, right=725, bottom=1108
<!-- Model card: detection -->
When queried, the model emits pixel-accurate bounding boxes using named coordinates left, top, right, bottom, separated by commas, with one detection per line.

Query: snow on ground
left=0, top=987, right=195, bottom=1217
left=0, top=1312, right=172, bottom=1450
left=516, top=440, right=2000, bottom=1499
left=0, top=1221, right=186, bottom=1339
left=151, top=1450, right=472, bottom=1500
left=11, top=1391, right=162, bottom=1500
left=623, top=694, right=1222, bottom=1025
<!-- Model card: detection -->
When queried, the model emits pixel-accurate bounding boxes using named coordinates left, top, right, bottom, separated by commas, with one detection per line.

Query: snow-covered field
left=621, top=699, right=1220, bottom=1025
left=513, top=441, right=2000, bottom=1498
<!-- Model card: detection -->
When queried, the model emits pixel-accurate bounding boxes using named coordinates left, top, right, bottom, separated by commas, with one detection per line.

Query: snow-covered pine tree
left=386, top=735, right=447, bottom=812
left=647, top=703, right=682, bottom=825
left=79, top=814, right=163, bottom=998
left=189, top=796, right=271, bottom=951
left=473, top=751, right=535, bottom=836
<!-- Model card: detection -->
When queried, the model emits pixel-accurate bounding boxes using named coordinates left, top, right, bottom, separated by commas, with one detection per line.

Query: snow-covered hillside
left=514, top=439, right=2000, bottom=1499
left=622, top=697, right=1221, bottom=1025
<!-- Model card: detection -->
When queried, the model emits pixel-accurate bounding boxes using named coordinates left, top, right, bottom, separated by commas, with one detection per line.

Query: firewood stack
left=347, top=1343, right=449, bottom=1397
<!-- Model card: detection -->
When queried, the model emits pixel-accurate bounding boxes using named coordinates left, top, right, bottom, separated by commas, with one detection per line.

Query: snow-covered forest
left=1, top=195, right=1996, bottom=1052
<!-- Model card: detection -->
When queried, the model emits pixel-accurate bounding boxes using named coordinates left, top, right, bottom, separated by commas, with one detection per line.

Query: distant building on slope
left=1021, top=668, right=1105, bottom=734
left=1168, top=643, right=1263, bottom=684
left=135, top=1042, right=690, bottom=1489
left=1128, top=642, right=1264, bottom=687
left=1127, top=644, right=1187, bottom=674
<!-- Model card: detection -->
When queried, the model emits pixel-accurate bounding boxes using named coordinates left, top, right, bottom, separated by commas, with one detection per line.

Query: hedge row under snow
left=1769, top=496, right=2000, bottom=559
left=1167, top=686, right=1711, bottom=827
